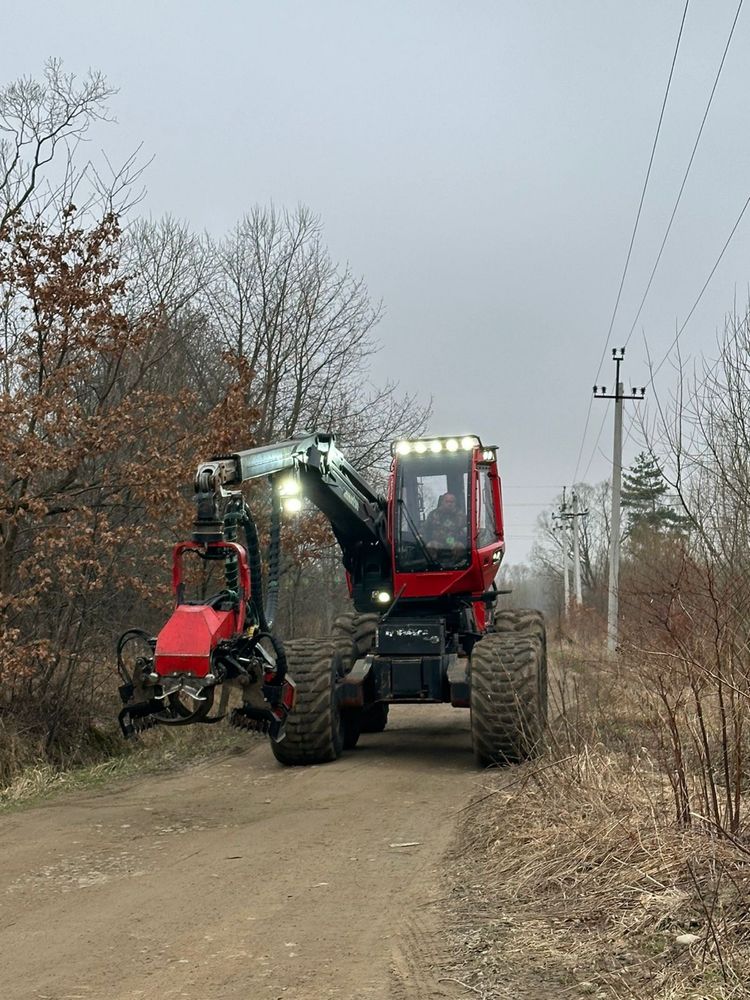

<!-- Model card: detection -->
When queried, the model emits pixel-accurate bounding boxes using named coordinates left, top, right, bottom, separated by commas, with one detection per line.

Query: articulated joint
left=192, top=459, right=243, bottom=544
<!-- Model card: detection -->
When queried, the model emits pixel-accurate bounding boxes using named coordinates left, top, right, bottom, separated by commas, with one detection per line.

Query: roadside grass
left=443, top=643, right=750, bottom=1000
left=0, top=724, right=250, bottom=813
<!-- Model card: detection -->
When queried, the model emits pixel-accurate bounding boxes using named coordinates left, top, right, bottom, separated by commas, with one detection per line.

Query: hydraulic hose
left=264, top=490, right=281, bottom=630
left=240, top=495, right=281, bottom=633
left=239, top=500, right=286, bottom=683
left=251, top=629, right=288, bottom=683
left=241, top=505, right=268, bottom=631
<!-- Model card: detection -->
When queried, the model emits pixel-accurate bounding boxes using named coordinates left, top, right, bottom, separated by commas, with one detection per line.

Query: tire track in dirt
left=1, top=705, right=485, bottom=999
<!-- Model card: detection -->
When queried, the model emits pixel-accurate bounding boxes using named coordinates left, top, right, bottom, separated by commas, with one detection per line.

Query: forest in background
left=0, top=62, right=428, bottom=775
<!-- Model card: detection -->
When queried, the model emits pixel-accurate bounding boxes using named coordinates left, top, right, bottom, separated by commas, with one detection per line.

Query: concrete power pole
left=553, top=489, right=570, bottom=618
left=594, top=348, right=645, bottom=652
left=558, top=492, right=588, bottom=609
left=570, top=493, right=588, bottom=606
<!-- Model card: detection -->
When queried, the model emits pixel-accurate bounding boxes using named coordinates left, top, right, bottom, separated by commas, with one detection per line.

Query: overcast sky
left=5, top=1, right=750, bottom=560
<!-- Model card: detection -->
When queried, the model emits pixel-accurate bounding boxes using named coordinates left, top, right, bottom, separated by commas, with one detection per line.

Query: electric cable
left=580, top=409, right=610, bottom=484
left=598, top=3, right=745, bottom=474
left=623, top=0, right=744, bottom=349
left=572, top=0, right=690, bottom=483
left=650, top=194, right=750, bottom=382
left=616, top=185, right=750, bottom=471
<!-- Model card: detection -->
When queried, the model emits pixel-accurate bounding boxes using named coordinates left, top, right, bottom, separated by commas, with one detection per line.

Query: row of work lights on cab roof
left=273, top=434, right=499, bottom=516
left=393, top=436, right=495, bottom=462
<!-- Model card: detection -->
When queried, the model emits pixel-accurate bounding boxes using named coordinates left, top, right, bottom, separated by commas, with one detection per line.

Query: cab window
left=395, top=451, right=471, bottom=572
left=476, top=465, right=500, bottom=547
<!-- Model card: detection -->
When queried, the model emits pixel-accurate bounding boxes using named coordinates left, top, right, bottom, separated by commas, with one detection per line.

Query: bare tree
left=531, top=481, right=610, bottom=613
left=205, top=206, right=383, bottom=439
left=0, top=60, right=117, bottom=228
left=620, top=304, right=750, bottom=835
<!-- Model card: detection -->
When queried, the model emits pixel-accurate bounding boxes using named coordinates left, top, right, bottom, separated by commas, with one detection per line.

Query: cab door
left=474, top=459, right=505, bottom=588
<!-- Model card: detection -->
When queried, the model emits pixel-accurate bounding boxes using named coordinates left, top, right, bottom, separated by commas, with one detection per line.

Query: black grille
left=376, top=619, right=445, bottom=656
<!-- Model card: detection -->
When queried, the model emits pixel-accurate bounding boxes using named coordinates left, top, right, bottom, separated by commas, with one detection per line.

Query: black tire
left=470, top=627, right=547, bottom=766
left=331, top=611, right=388, bottom=737
left=494, top=609, right=548, bottom=723
left=341, top=708, right=362, bottom=750
left=331, top=611, right=379, bottom=662
left=493, top=607, right=546, bottom=643
left=360, top=701, right=389, bottom=733
left=271, top=639, right=343, bottom=766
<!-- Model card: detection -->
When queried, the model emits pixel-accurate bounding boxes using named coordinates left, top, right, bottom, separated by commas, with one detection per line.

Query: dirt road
left=1, top=706, right=484, bottom=1000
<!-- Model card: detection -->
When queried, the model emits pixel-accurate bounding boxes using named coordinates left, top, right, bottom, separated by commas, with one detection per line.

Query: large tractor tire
left=271, top=639, right=344, bottom=766
left=492, top=607, right=546, bottom=643
left=331, top=611, right=379, bottom=662
left=470, top=609, right=548, bottom=766
left=330, top=611, right=388, bottom=745
left=360, top=701, right=389, bottom=734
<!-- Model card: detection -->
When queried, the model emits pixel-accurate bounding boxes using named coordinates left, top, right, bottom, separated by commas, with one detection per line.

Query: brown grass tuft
left=442, top=643, right=750, bottom=1000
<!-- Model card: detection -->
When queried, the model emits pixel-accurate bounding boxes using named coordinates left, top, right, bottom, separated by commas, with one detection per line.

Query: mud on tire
left=271, top=639, right=343, bottom=766
left=471, top=608, right=548, bottom=765
left=330, top=611, right=388, bottom=740
left=492, top=607, right=546, bottom=643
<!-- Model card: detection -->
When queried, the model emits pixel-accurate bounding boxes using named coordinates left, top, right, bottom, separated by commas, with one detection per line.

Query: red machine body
left=154, top=540, right=251, bottom=680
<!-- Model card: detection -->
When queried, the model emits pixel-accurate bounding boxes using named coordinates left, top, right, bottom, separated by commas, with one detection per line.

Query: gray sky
left=6, top=1, right=750, bottom=560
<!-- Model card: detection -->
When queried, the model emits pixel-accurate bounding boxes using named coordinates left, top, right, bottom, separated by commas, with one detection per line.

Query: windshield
left=395, top=451, right=471, bottom=572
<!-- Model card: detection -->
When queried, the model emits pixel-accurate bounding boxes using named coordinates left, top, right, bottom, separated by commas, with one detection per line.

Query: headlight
left=277, top=477, right=301, bottom=497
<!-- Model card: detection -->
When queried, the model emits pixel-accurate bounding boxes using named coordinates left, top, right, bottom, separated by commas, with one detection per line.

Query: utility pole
left=553, top=489, right=570, bottom=618
left=594, top=348, right=645, bottom=652
left=557, top=490, right=588, bottom=609
left=569, top=492, right=588, bottom=606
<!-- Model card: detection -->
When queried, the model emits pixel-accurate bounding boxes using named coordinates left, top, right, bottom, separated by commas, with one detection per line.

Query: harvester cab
left=116, top=431, right=547, bottom=767
left=389, top=435, right=504, bottom=631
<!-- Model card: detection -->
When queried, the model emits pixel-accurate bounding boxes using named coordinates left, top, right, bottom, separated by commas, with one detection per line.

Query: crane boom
left=193, top=433, right=390, bottom=596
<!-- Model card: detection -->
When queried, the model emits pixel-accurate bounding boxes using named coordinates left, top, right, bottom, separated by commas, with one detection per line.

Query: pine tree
left=622, top=452, right=688, bottom=538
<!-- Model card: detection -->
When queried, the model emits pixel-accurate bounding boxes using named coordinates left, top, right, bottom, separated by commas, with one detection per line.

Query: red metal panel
left=154, top=606, right=235, bottom=678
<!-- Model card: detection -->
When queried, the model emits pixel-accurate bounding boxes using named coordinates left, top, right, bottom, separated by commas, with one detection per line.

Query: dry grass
left=442, top=643, right=750, bottom=1000
left=0, top=723, right=249, bottom=812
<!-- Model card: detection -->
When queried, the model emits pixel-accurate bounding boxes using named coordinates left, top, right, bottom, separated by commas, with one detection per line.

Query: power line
left=572, top=0, right=690, bottom=483
left=623, top=0, right=744, bottom=350
left=617, top=185, right=750, bottom=466
left=600, top=0, right=690, bottom=361
left=504, top=502, right=558, bottom=507
left=613, top=3, right=745, bottom=459
left=580, top=409, right=609, bottom=483
left=502, top=484, right=562, bottom=490
left=588, top=156, right=750, bottom=482
left=622, top=304, right=750, bottom=455
left=652, top=196, right=750, bottom=382
left=572, top=396, right=596, bottom=485
left=625, top=191, right=750, bottom=418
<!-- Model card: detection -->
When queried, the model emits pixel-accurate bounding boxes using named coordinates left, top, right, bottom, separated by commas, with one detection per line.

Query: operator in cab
left=424, top=493, right=467, bottom=564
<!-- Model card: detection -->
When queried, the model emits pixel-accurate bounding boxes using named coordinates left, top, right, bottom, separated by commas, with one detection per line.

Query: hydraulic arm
left=116, top=432, right=390, bottom=739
